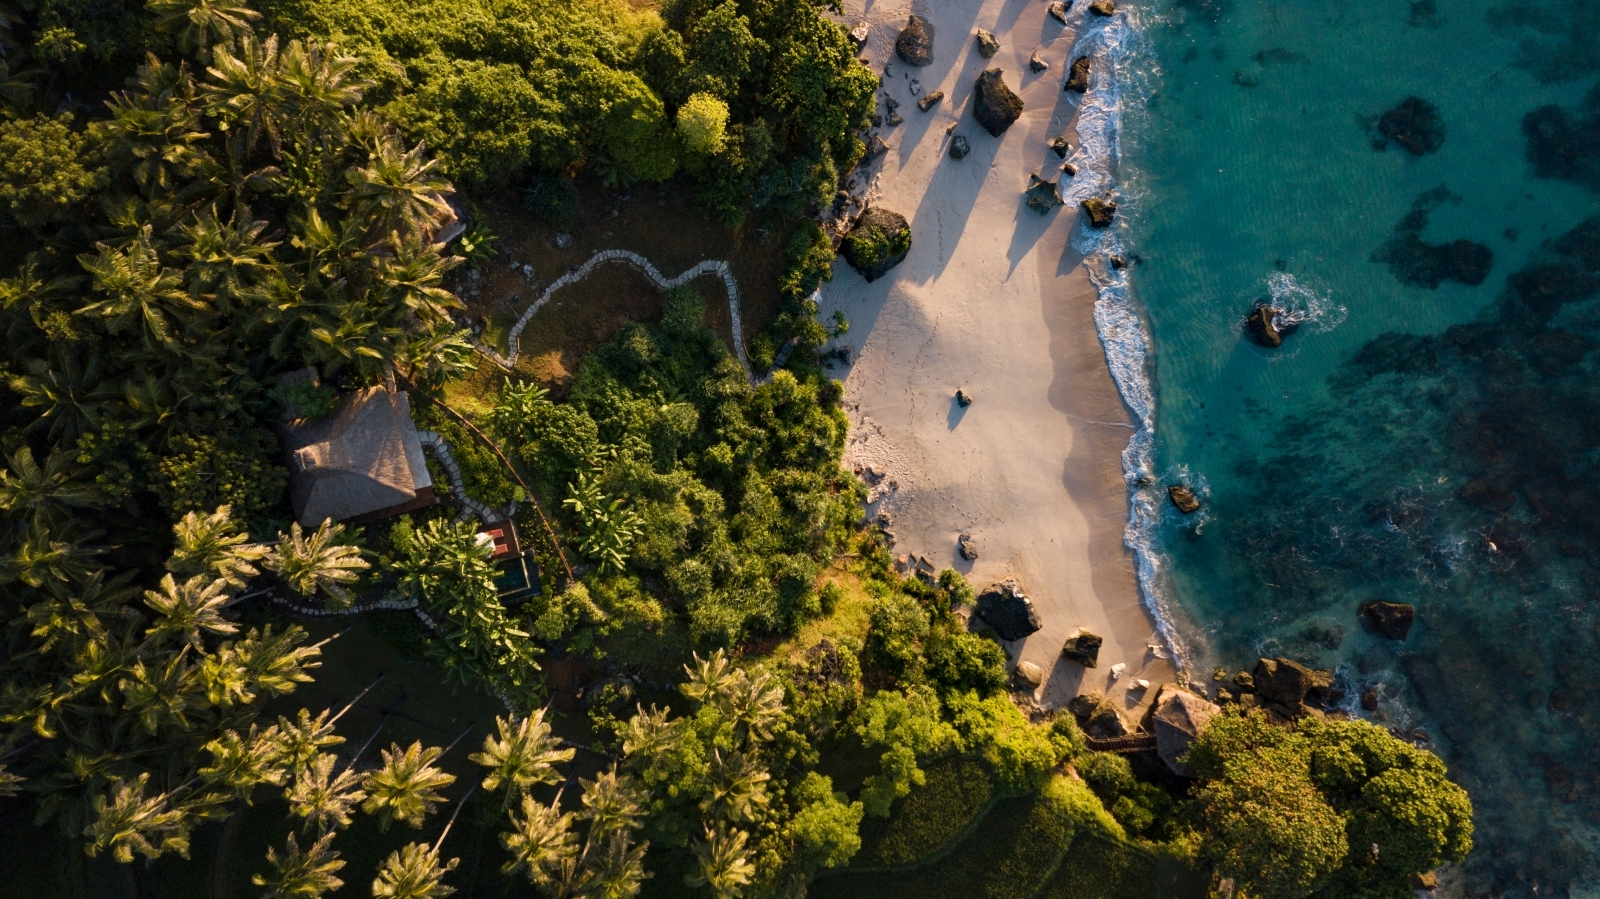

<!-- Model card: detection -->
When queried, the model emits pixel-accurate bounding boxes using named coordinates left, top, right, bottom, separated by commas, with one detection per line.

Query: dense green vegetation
left=0, top=0, right=1479, bottom=895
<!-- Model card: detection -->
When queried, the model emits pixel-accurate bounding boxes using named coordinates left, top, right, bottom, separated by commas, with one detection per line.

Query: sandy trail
left=821, top=0, right=1174, bottom=717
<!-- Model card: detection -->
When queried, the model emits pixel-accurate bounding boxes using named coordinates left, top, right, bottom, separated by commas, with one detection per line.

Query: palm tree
left=619, top=704, right=680, bottom=764
left=344, top=136, right=453, bottom=241
left=82, top=773, right=192, bottom=863
left=142, top=573, right=237, bottom=649
left=721, top=670, right=785, bottom=744
left=371, top=842, right=458, bottom=899
left=373, top=230, right=461, bottom=323
left=176, top=208, right=277, bottom=306
left=579, top=767, right=644, bottom=846
left=168, top=504, right=268, bottom=590
left=148, top=0, right=261, bottom=60
left=471, top=712, right=574, bottom=809
left=680, top=651, right=737, bottom=708
left=700, top=750, right=769, bottom=824
left=75, top=226, right=208, bottom=353
left=5, top=350, right=120, bottom=443
left=203, top=33, right=284, bottom=155
left=274, top=40, right=369, bottom=130
left=0, top=520, right=103, bottom=588
left=264, top=519, right=368, bottom=607
left=686, top=826, right=755, bottom=899
left=20, top=569, right=137, bottom=654
left=252, top=831, right=346, bottom=898
left=361, top=742, right=457, bottom=831
left=286, top=753, right=366, bottom=833
left=199, top=723, right=289, bottom=800
left=0, top=446, right=102, bottom=529
left=585, top=832, right=651, bottom=899
left=100, top=58, right=217, bottom=199
left=500, top=793, right=578, bottom=888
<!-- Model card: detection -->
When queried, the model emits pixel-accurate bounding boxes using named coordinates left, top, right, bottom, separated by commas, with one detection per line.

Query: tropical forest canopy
left=0, top=0, right=1476, bottom=896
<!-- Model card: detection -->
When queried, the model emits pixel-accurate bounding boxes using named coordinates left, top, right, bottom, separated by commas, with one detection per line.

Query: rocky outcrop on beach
left=1081, top=197, right=1116, bottom=228
left=958, top=532, right=978, bottom=559
left=1015, top=660, right=1044, bottom=689
left=1050, top=134, right=1073, bottom=157
left=1148, top=685, right=1221, bottom=777
left=1359, top=600, right=1416, bottom=640
left=1230, top=657, right=1335, bottom=720
left=1083, top=699, right=1132, bottom=738
left=1065, top=56, right=1091, bottom=93
left=1048, top=0, right=1072, bottom=23
left=949, top=135, right=970, bottom=159
left=1245, top=302, right=1299, bottom=348
left=1168, top=484, right=1200, bottom=513
left=1061, top=629, right=1103, bottom=668
left=1089, top=0, right=1116, bottom=15
left=1069, top=691, right=1103, bottom=719
left=840, top=207, right=911, bottom=282
left=1030, top=50, right=1050, bottom=73
left=863, top=133, right=889, bottom=162
left=976, top=577, right=1042, bottom=640
left=917, top=90, right=944, bottom=112
left=975, top=28, right=1000, bottom=58
left=1025, top=174, right=1064, bottom=214
left=896, top=15, right=935, bottom=66
left=973, top=70, right=1024, bottom=136
left=1378, top=96, right=1446, bottom=155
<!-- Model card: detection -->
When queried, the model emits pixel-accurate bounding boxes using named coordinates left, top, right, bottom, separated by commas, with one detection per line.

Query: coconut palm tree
left=579, top=767, right=644, bottom=846
left=82, top=773, right=192, bottom=863
left=264, top=519, right=368, bottom=607
left=286, top=753, right=366, bottom=833
left=274, top=40, right=368, bottom=130
left=142, top=573, right=237, bottom=649
left=344, top=136, right=453, bottom=242
left=76, top=226, right=208, bottom=353
left=721, top=669, right=784, bottom=743
left=362, top=742, right=457, bottom=831
left=619, top=704, right=680, bottom=763
left=175, top=208, right=277, bottom=306
left=4, top=350, right=120, bottom=444
left=252, top=831, right=346, bottom=899
left=148, top=0, right=261, bottom=60
left=203, top=33, right=284, bottom=155
left=168, top=504, right=268, bottom=590
left=680, top=650, right=737, bottom=708
left=199, top=722, right=288, bottom=800
left=0, top=446, right=102, bottom=529
left=371, top=842, right=458, bottom=899
left=687, top=826, right=755, bottom=899
left=585, top=832, right=651, bottom=899
left=700, top=750, right=769, bottom=824
left=373, top=230, right=461, bottom=323
left=500, top=793, right=578, bottom=888
left=1, top=521, right=103, bottom=589
left=471, top=712, right=574, bottom=809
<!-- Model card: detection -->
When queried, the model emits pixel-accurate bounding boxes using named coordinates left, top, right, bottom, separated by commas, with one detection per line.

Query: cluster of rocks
left=1214, top=657, right=1339, bottom=722
left=1372, top=186, right=1493, bottom=289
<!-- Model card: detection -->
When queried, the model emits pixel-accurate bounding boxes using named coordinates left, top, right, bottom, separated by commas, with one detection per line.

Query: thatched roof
left=281, top=388, right=433, bottom=526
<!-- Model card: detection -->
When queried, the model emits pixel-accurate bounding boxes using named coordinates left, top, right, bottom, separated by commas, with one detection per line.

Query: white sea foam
left=1256, top=271, right=1347, bottom=333
left=1067, top=5, right=1194, bottom=671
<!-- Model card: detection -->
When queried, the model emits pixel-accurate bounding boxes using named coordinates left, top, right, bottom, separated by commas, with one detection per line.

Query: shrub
left=677, top=91, right=730, bottom=156
left=0, top=114, right=107, bottom=229
left=840, top=222, right=910, bottom=270
left=522, top=171, right=580, bottom=225
left=866, top=758, right=995, bottom=866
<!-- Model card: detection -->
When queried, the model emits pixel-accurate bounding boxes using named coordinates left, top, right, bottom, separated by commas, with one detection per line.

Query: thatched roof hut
left=281, top=386, right=435, bottom=526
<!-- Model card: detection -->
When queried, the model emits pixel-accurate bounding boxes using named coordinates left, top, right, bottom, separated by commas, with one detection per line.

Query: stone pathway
left=476, top=250, right=755, bottom=382
left=417, top=429, right=509, bottom=524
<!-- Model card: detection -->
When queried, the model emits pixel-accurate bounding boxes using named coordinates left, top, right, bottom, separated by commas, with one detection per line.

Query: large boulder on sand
left=1069, top=691, right=1104, bottom=719
left=1149, top=685, right=1221, bottom=777
left=1025, top=174, right=1064, bottom=214
left=1081, top=197, right=1116, bottom=228
left=1061, top=629, right=1103, bottom=668
left=1015, top=660, right=1044, bottom=689
left=1378, top=96, right=1446, bottom=155
left=1359, top=600, right=1416, bottom=640
left=1084, top=699, right=1131, bottom=739
left=973, top=69, right=1025, bottom=137
left=975, top=28, right=1000, bottom=58
left=976, top=577, right=1042, bottom=641
left=840, top=207, right=911, bottom=282
left=896, top=15, right=935, bottom=66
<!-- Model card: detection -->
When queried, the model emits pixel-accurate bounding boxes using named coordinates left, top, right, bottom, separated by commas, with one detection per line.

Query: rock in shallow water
left=1081, top=197, right=1117, bottom=227
left=896, top=15, right=935, bottom=66
left=1168, top=484, right=1201, bottom=513
left=1089, top=0, right=1116, bottom=14
left=976, top=577, right=1042, bottom=641
left=1065, top=55, right=1092, bottom=92
left=1378, top=96, right=1446, bottom=155
left=1245, top=302, right=1299, bottom=348
left=1359, top=600, right=1416, bottom=640
left=973, top=69, right=1025, bottom=136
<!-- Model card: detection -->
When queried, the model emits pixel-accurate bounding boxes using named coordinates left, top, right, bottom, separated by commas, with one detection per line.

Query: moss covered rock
left=842, top=207, right=912, bottom=282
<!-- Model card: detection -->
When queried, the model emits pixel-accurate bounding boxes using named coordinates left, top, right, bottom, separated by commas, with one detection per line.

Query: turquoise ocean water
left=1084, top=0, right=1600, bottom=890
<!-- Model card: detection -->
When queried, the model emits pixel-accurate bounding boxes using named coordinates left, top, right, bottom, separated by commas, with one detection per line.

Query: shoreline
left=821, top=0, right=1175, bottom=718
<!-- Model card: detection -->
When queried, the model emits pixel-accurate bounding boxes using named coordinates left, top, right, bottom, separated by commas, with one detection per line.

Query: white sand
left=821, top=0, right=1174, bottom=718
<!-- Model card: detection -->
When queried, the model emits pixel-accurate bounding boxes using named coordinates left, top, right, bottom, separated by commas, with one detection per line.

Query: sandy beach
left=821, top=0, right=1174, bottom=717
